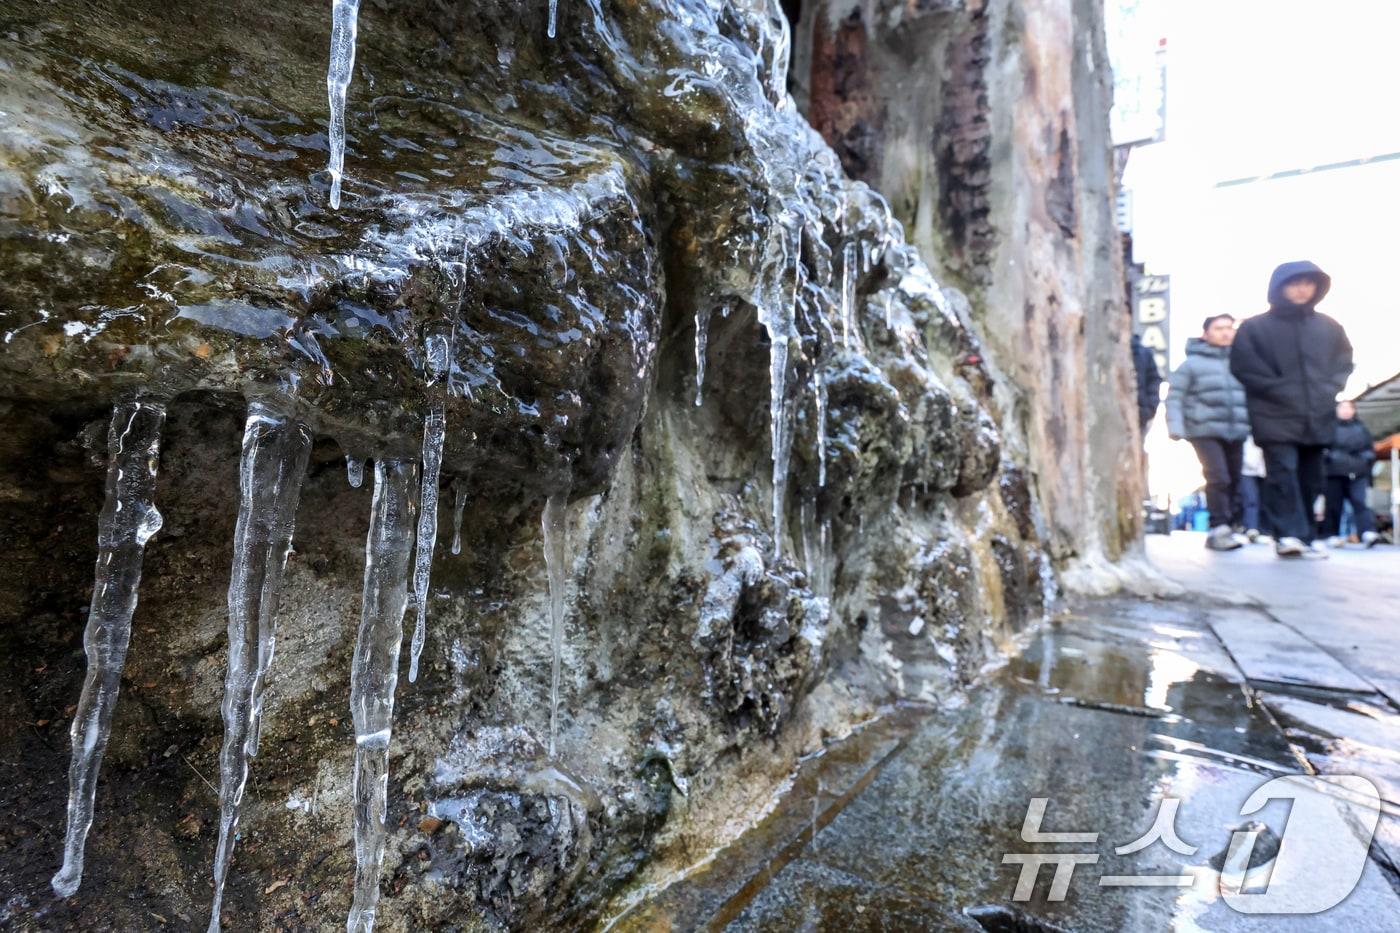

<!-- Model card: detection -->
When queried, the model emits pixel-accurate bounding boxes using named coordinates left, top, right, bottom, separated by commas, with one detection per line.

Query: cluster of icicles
left=52, top=5, right=581, bottom=929
left=51, top=393, right=572, bottom=931
left=50, top=0, right=936, bottom=927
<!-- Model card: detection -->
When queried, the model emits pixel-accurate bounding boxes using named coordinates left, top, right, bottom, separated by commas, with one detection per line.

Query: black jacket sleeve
left=1144, top=353, right=1163, bottom=412
left=1329, top=325, right=1355, bottom=396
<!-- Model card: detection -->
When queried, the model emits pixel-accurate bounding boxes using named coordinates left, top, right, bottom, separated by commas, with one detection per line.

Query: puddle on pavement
left=601, top=601, right=1400, bottom=931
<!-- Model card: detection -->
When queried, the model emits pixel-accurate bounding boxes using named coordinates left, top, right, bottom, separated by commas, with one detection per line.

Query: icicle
left=208, top=402, right=313, bottom=933
left=408, top=333, right=450, bottom=684
left=884, top=293, right=894, bottom=330
left=840, top=242, right=856, bottom=348
left=815, top=370, right=827, bottom=488
left=346, top=455, right=365, bottom=488
left=547, top=0, right=559, bottom=38
left=450, top=481, right=465, bottom=556
left=541, top=494, right=568, bottom=757
left=52, top=401, right=166, bottom=899
left=767, top=328, right=790, bottom=556
left=799, top=498, right=815, bottom=585
left=694, top=306, right=711, bottom=407
left=326, top=0, right=362, bottom=209
left=819, top=517, right=833, bottom=599
left=348, top=459, right=418, bottom=933
left=407, top=403, right=443, bottom=683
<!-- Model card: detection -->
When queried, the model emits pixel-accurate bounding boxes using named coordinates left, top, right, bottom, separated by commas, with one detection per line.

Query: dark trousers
left=1239, top=474, right=1263, bottom=533
left=1323, top=475, right=1374, bottom=537
left=1260, top=443, right=1326, bottom=542
left=1190, top=438, right=1244, bottom=528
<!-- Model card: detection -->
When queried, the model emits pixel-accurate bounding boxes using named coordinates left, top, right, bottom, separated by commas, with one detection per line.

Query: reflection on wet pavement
left=603, top=597, right=1400, bottom=932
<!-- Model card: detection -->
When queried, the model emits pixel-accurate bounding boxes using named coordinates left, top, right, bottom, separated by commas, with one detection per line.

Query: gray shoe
left=1276, top=537, right=1306, bottom=558
left=1207, top=524, right=1243, bottom=551
left=1363, top=531, right=1381, bottom=548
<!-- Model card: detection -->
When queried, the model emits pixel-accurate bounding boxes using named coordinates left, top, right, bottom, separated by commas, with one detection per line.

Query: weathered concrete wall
left=793, top=0, right=1145, bottom=577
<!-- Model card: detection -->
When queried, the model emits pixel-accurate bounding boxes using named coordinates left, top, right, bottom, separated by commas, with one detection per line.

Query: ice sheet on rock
left=348, top=459, right=418, bottom=933
left=52, top=401, right=166, bottom=899
left=326, top=0, right=362, bottom=209
left=208, top=401, right=313, bottom=933
left=541, top=494, right=568, bottom=757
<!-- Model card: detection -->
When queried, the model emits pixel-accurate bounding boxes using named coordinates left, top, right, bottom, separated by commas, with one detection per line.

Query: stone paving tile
left=1208, top=608, right=1376, bottom=693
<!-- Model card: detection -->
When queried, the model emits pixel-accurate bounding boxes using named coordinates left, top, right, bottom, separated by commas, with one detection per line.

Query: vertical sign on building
left=1107, top=0, right=1167, bottom=148
left=1134, top=274, right=1170, bottom=378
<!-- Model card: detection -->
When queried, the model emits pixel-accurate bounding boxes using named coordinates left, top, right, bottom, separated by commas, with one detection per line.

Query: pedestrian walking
left=1166, top=314, right=1251, bottom=550
left=1132, top=331, right=1164, bottom=436
left=1229, top=261, right=1354, bottom=559
left=1240, top=437, right=1267, bottom=540
left=1324, top=400, right=1380, bottom=548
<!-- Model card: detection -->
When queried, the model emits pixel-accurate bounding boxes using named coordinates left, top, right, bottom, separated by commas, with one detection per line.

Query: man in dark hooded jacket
left=1323, top=400, right=1379, bottom=547
left=1131, top=332, right=1163, bottom=434
left=1230, top=261, right=1353, bottom=558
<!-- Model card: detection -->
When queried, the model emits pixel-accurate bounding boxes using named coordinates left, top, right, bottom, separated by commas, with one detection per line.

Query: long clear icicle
left=408, top=333, right=450, bottom=683
left=840, top=241, right=856, bottom=348
left=208, top=402, right=313, bottom=933
left=326, top=0, right=362, bottom=209
left=815, top=370, right=827, bottom=487
left=52, top=401, right=166, bottom=899
left=348, top=459, right=417, bottom=933
left=547, top=0, right=559, bottom=38
left=407, top=403, right=443, bottom=683
left=694, top=306, right=711, bottom=407
left=541, top=494, right=568, bottom=757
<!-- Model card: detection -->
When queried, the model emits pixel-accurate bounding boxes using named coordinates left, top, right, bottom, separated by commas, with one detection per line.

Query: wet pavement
left=601, top=535, right=1400, bottom=932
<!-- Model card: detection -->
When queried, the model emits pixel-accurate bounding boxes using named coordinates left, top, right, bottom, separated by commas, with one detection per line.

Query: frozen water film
left=541, top=493, right=568, bottom=757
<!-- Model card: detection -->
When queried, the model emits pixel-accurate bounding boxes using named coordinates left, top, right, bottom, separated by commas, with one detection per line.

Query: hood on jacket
left=1184, top=336, right=1230, bottom=358
left=1267, top=260, right=1332, bottom=309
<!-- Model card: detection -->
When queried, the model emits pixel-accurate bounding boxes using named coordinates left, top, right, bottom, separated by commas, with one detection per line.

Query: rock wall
left=0, top=0, right=1122, bottom=929
left=792, top=0, right=1145, bottom=574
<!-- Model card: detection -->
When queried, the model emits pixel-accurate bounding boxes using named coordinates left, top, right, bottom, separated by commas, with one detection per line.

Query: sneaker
left=1207, top=524, right=1243, bottom=551
left=1326, top=535, right=1346, bottom=548
left=1246, top=528, right=1261, bottom=542
left=1305, top=540, right=1330, bottom=560
left=1276, top=537, right=1306, bottom=558
left=1363, top=530, right=1381, bottom=549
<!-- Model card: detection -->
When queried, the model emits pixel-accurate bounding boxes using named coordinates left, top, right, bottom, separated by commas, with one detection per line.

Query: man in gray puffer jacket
left=1167, top=314, right=1251, bottom=550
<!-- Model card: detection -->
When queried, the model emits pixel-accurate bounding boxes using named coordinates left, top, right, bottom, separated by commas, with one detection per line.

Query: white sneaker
left=1326, top=535, right=1346, bottom=548
left=1246, top=528, right=1261, bottom=542
left=1363, top=530, right=1381, bottom=548
left=1305, top=540, right=1330, bottom=560
left=1276, top=537, right=1306, bottom=557
left=1207, top=524, right=1243, bottom=551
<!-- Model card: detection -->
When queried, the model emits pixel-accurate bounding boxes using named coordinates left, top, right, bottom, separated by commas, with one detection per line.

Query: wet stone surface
left=606, top=595, right=1400, bottom=931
